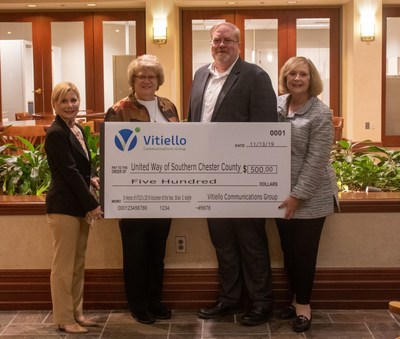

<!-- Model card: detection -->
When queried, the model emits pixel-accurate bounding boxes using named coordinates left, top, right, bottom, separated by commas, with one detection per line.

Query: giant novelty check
left=101, top=122, right=291, bottom=218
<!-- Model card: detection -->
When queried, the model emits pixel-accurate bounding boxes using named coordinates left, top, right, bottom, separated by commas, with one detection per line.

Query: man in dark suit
left=188, top=22, right=277, bottom=326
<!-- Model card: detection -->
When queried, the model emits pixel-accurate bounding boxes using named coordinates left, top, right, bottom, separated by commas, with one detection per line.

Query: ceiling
left=0, top=0, right=398, bottom=12
left=0, top=0, right=352, bottom=11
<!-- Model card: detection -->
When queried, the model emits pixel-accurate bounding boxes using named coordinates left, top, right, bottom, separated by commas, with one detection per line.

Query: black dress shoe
left=293, top=315, right=312, bottom=332
left=131, top=311, right=156, bottom=324
left=149, top=304, right=172, bottom=319
left=198, top=302, right=241, bottom=319
left=278, top=305, right=296, bottom=319
left=240, top=306, right=273, bottom=326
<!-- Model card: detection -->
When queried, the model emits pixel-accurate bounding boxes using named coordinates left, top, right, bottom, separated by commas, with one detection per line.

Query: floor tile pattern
left=0, top=309, right=399, bottom=338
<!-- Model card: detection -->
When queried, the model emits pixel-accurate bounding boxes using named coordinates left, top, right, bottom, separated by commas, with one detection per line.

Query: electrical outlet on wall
left=175, top=236, right=187, bottom=253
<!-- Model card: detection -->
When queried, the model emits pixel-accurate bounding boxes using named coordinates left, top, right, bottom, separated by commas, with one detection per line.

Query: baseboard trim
left=0, top=268, right=398, bottom=310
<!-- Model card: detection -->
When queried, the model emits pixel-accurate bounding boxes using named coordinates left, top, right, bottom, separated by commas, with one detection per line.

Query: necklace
left=289, top=103, right=303, bottom=113
left=289, top=96, right=307, bottom=115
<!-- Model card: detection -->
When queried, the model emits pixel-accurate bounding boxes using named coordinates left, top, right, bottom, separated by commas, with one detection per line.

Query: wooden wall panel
left=0, top=268, right=399, bottom=310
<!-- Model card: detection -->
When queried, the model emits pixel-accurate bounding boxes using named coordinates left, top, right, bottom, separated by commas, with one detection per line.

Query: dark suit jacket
left=45, top=115, right=99, bottom=217
left=188, top=58, right=277, bottom=122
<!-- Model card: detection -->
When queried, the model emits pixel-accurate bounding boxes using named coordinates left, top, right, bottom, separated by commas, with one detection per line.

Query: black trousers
left=276, top=217, right=325, bottom=305
left=207, top=218, right=273, bottom=309
left=119, top=218, right=171, bottom=313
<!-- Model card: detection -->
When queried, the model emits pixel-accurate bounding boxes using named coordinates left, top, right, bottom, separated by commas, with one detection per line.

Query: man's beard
left=215, top=52, right=230, bottom=64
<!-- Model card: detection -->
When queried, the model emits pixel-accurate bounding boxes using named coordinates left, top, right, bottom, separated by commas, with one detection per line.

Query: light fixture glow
left=153, top=18, right=167, bottom=44
left=86, top=3, right=96, bottom=7
left=360, top=14, right=375, bottom=42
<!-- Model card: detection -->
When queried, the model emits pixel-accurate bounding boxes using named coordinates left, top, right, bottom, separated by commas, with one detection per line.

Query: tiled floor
left=0, top=308, right=400, bottom=338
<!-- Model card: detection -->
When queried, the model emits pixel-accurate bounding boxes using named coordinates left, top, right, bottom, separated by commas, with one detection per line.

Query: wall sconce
left=153, top=18, right=167, bottom=44
left=360, top=15, right=375, bottom=42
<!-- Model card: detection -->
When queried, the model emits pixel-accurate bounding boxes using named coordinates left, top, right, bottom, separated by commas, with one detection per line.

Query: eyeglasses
left=210, top=38, right=239, bottom=46
left=135, top=75, right=157, bottom=81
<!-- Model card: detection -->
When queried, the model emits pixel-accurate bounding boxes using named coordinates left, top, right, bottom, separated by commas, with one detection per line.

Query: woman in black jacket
left=45, top=82, right=103, bottom=334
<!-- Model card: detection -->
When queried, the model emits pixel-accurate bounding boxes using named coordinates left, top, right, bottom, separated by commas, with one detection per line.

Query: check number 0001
left=270, top=129, right=286, bottom=136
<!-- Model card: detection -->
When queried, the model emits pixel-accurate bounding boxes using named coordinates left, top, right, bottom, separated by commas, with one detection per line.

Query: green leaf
left=331, top=139, right=400, bottom=192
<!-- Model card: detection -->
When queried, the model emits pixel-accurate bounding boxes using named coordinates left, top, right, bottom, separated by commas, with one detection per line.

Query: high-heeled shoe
left=76, top=316, right=98, bottom=327
left=58, top=323, right=88, bottom=334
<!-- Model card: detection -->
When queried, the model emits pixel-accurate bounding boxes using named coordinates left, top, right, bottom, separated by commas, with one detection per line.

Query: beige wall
left=145, top=0, right=182, bottom=116
left=343, top=0, right=382, bottom=142
left=142, top=0, right=385, bottom=141
left=1, top=213, right=400, bottom=270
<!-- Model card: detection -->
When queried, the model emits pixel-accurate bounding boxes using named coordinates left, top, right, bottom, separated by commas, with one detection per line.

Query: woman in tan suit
left=45, top=82, right=103, bottom=334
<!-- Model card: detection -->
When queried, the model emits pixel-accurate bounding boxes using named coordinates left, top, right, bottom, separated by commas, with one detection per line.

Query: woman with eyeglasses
left=105, top=54, right=179, bottom=324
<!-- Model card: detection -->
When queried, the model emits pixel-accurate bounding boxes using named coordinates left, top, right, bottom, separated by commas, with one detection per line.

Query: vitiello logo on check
left=114, top=128, right=140, bottom=151
left=114, top=126, right=188, bottom=152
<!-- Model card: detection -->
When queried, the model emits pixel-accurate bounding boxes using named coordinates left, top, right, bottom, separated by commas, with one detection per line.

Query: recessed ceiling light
left=7, top=31, right=12, bottom=35
left=27, top=4, right=37, bottom=8
left=86, top=3, right=96, bottom=7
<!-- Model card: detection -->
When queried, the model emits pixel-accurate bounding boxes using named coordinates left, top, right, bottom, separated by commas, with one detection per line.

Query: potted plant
left=330, top=139, right=400, bottom=192
left=0, top=137, right=50, bottom=195
left=0, top=125, right=99, bottom=195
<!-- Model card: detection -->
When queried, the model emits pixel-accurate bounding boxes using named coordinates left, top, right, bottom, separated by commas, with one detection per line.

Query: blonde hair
left=51, top=82, right=80, bottom=110
left=278, top=56, right=323, bottom=97
left=127, top=54, right=165, bottom=90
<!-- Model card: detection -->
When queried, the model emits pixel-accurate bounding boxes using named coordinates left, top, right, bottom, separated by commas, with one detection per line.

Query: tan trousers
left=47, top=213, right=90, bottom=325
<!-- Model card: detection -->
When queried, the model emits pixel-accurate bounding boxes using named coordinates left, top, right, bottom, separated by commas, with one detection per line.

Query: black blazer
left=188, top=58, right=277, bottom=123
left=45, top=115, right=99, bottom=217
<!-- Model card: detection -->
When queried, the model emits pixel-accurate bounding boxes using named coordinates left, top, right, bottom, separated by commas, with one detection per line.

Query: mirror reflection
left=297, top=18, right=330, bottom=106
left=51, top=22, right=85, bottom=110
left=103, top=21, right=137, bottom=110
left=0, top=22, right=33, bottom=121
left=244, top=19, right=278, bottom=94
left=385, top=17, right=400, bottom=135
